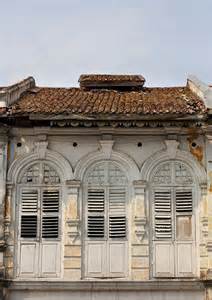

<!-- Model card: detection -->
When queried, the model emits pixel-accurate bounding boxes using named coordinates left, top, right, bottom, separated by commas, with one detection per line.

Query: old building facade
left=0, top=74, right=212, bottom=299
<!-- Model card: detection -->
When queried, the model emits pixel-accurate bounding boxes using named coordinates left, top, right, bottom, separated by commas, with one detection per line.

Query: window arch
left=150, top=160, right=196, bottom=278
left=83, top=161, right=128, bottom=278
left=19, top=162, right=61, bottom=185
left=17, top=161, right=61, bottom=278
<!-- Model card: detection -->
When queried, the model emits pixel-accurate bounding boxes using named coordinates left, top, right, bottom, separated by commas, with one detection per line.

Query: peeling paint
left=209, top=172, right=212, bottom=192
left=187, top=129, right=203, bottom=163
left=200, top=270, right=207, bottom=280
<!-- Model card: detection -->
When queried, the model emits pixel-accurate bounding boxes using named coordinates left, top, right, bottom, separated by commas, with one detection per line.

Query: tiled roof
left=79, top=74, right=145, bottom=82
left=10, top=85, right=206, bottom=118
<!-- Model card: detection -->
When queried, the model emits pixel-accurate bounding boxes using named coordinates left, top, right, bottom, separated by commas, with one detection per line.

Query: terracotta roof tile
left=10, top=86, right=206, bottom=118
left=79, top=74, right=145, bottom=82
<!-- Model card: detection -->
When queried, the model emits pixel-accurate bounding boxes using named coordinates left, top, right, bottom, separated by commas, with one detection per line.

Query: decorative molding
left=7, top=149, right=73, bottom=184
left=200, top=183, right=208, bottom=196
left=133, top=180, right=147, bottom=190
left=201, top=217, right=208, bottom=238
left=8, top=279, right=205, bottom=291
left=141, top=141, right=207, bottom=186
left=66, top=180, right=81, bottom=194
left=187, top=74, right=212, bottom=109
left=0, top=76, right=35, bottom=107
left=34, top=141, right=48, bottom=159
left=164, top=139, right=179, bottom=159
left=206, top=240, right=212, bottom=252
left=133, top=180, right=147, bottom=241
left=50, top=119, right=205, bottom=129
left=134, top=216, right=147, bottom=241
left=74, top=148, right=140, bottom=181
left=99, top=140, right=114, bottom=159
left=4, top=184, right=13, bottom=242
left=66, top=219, right=80, bottom=244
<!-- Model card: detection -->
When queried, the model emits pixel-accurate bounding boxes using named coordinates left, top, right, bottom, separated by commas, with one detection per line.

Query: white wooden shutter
left=19, top=188, right=39, bottom=277
left=40, top=189, right=61, bottom=277
left=20, top=189, right=38, bottom=238
left=176, top=190, right=192, bottom=214
left=108, top=187, right=127, bottom=277
left=153, top=189, right=174, bottom=277
left=109, top=188, right=126, bottom=239
left=42, top=189, right=60, bottom=239
left=154, top=190, right=172, bottom=240
left=87, top=189, right=105, bottom=239
left=175, top=188, right=195, bottom=277
left=86, top=188, right=106, bottom=277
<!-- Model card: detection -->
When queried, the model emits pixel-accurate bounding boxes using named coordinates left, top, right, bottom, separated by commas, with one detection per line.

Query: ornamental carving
left=86, top=162, right=127, bottom=186
left=20, top=163, right=60, bottom=184
left=152, top=161, right=193, bottom=185
left=152, top=163, right=172, bottom=185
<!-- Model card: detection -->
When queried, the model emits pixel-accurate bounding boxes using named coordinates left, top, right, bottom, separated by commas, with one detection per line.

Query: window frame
left=15, top=161, right=63, bottom=278
left=150, top=160, right=198, bottom=278
left=82, top=160, right=130, bottom=279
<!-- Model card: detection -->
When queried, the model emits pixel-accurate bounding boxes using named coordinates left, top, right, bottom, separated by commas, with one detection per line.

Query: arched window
left=84, top=161, right=128, bottom=278
left=17, top=162, right=61, bottom=278
left=151, top=161, right=196, bottom=278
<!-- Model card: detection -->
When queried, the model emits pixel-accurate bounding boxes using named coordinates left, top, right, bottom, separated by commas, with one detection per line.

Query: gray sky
left=0, top=0, right=211, bottom=87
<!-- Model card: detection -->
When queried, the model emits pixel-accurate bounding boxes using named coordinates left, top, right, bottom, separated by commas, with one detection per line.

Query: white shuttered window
left=152, top=161, right=196, bottom=278
left=18, top=162, right=61, bottom=278
left=85, top=162, right=128, bottom=278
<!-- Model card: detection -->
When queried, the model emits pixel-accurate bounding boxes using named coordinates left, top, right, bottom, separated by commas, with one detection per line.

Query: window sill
left=5, top=279, right=204, bottom=291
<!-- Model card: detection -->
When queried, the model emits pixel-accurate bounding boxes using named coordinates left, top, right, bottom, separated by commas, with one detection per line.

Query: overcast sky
left=0, top=0, right=211, bottom=87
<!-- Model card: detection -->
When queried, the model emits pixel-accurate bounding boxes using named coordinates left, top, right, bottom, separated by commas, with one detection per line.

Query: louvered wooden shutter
left=42, top=189, right=60, bottom=239
left=108, top=187, right=127, bottom=277
left=175, top=188, right=194, bottom=276
left=21, top=189, right=38, bottom=238
left=176, top=190, right=192, bottom=214
left=154, top=190, right=172, bottom=240
left=153, top=189, right=174, bottom=277
left=87, top=189, right=105, bottom=239
left=109, top=188, right=126, bottom=239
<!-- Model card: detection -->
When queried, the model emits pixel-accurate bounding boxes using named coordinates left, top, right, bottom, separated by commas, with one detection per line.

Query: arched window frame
left=140, top=140, right=207, bottom=279
left=149, top=159, right=197, bottom=278
left=7, top=148, right=73, bottom=279
left=16, top=160, right=63, bottom=278
left=82, top=160, right=130, bottom=278
left=17, top=161, right=62, bottom=241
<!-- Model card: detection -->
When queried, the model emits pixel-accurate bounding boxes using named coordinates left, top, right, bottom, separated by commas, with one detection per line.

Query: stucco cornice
left=7, top=280, right=204, bottom=291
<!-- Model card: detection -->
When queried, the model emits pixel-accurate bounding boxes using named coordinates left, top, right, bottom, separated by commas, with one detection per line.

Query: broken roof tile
left=9, top=85, right=206, bottom=118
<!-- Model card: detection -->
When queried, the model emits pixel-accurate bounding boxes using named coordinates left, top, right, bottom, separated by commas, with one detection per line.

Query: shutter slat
left=109, top=188, right=126, bottom=214
left=154, top=190, right=172, bottom=239
left=21, top=190, right=38, bottom=213
left=87, top=189, right=105, bottom=238
left=21, top=216, right=37, bottom=238
left=109, top=216, right=126, bottom=239
left=176, top=190, right=192, bottom=213
left=88, top=189, right=105, bottom=213
left=21, top=189, right=38, bottom=238
left=42, top=189, right=60, bottom=239
left=109, top=188, right=126, bottom=239
left=43, top=190, right=59, bottom=213
left=88, top=216, right=104, bottom=238
left=42, top=216, right=59, bottom=238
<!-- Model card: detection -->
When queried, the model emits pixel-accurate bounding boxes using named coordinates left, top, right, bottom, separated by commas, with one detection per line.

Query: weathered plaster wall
left=4, top=129, right=209, bottom=282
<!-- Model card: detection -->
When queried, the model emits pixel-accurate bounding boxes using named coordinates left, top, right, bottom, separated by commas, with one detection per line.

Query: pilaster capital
left=133, top=180, right=147, bottom=194
left=66, top=180, right=81, bottom=194
left=34, top=141, right=48, bottom=159
left=200, top=183, right=208, bottom=196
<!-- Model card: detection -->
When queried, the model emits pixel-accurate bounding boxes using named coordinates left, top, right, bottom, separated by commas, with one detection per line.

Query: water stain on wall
left=187, top=129, right=203, bottom=163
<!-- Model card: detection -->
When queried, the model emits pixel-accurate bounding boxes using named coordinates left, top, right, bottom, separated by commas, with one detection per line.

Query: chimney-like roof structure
left=79, top=74, right=145, bottom=90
